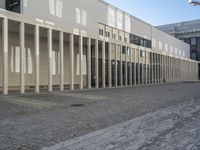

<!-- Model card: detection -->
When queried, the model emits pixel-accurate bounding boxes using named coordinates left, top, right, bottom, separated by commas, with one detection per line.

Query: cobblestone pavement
left=43, top=97, right=200, bottom=150
left=1, top=82, right=200, bottom=150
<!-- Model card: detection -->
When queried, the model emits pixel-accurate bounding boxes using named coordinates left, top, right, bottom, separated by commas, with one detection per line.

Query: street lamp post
left=189, top=0, right=200, bottom=5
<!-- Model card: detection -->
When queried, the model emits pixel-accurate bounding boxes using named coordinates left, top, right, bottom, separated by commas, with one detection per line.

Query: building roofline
left=156, top=18, right=200, bottom=27
left=97, top=0, right=152, bottom=27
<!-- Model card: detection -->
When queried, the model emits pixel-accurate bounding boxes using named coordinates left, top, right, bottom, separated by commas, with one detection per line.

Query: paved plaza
left=1, top=82, right=200, bottom=150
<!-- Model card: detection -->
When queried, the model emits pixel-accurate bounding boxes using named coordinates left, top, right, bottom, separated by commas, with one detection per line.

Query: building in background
left=0, top=0, right=199, bottom=95
left=157, top=19, right=200, bottom=79
left=157, top=19, right=200, bottom=61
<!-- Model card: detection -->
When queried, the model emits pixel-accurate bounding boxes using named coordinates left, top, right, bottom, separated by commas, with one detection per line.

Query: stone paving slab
left=43, top=98, right=200, bottom=150
left=1, top=83, right=200, bottom=149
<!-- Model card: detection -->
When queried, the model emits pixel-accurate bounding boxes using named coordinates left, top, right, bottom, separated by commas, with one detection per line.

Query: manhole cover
left=70, top=104, right=84, bottom=107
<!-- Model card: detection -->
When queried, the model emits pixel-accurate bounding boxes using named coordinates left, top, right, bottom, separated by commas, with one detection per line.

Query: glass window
left=112, top=33, right=116, bottom=39
left=6, top=0, right=21, bottom=13
left=124, top=37, right=127, bottom=43
left=118, top=35, right=122, bottom=41
left=122, top=46, right=126, bottom=54
left=129, top=34, right=151, bottom=48
left=99, top=28, right=104, bottom=36
left=191, top=52, right=197, bottom=60
left=191, top=38, right=197, bottom=45
left=105, top=31, right=110, bottom=37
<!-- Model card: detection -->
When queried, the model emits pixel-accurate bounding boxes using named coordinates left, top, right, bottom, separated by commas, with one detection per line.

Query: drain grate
left=70, top=104, right=84, bottom=107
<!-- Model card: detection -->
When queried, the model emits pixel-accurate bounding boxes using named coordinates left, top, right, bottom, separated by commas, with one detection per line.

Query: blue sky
left=104, top=0, right=200, bottom=26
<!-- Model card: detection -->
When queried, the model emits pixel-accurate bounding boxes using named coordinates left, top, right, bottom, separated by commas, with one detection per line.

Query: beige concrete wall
left=0, top=31, right=89, bottom=89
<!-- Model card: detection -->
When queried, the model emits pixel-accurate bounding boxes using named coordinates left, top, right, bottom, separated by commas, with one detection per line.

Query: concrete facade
left=157, top=19, right=200, bottom=61
left=0, top=0, right=199, bottom=95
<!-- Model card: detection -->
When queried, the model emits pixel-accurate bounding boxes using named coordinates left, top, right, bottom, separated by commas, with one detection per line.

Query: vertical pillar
left=134, top=49, right=136, bottom=85
left=138, top=50, right=140, bottom=85
left=160, top=55, right=162, bottom=83
left=95, top=39, right=99, bottom=88
left=172, top=58, right=174, bottom=82
left=87, top=38, right=91, bottom=89
left=70, top=33, right=74, bottom=90
left=102, top=41, right=106, bottom=88
left=148, top=53, right=151, bottom=84
left=48, top=28, right=52, bottom=92
left=155, top=54, right=157, bottom=84
left=59, top=31, right=64, bottom=91
left=115, top=44, right=118, bottom=87
left=79, top=35, right=83, bottom=90
left=159, top=55, right=161, bottom=83
left=151, top=53, right=154, bottom=84
left=170, top=57, right=172, bottom=82
left=166, top=56, right=168, bottom=83
left=125, top=47, right=128, bottom=86
left=165, top=56, right=167, bottom=83
left=145, top=51, right=148, bottom=84
left=20, top=22, right=25, bottom=94
left=120, top=45, right=123, bottom=86
left=163, top=55, right=165, bottom=83
left=2, top=18, right=8, bottom=95
left=108, top=42, right=112, bottom=88
left=34, top=25, right=40, bottom=93
left=141, top=51, right=144, bottom=85
left=158, top=54, right=160, bottom=83
left=130, top=48, right=133, bottom=86
left=168, top=56, right=170, bottom=83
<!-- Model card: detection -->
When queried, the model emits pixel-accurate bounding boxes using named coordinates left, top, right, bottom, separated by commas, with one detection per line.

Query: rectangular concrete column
left=34, top=25, right=40, bottom=93
left=79, top=35, right=83, bottom=90
left=141, top=51, right=145, bottom=84
left=120, top=45, right=123, bottom=86
left=141, top=51, right=144, bottom=85
left=170, top=57, right=172, bottom=82
left=20, top=22, right=25, bottom=94
left=165, top=56, right=167, bottom=83
left=48, top=28, right=52, bottom=92
left=166, top=56, right=168, bottom=83
left=129, top=48, right=133, bottom=86
left=158, top=54, right=160, bottom=83
left=157, top=54, right=159, bottom=83
left=175, top=58, right=177, bottom=82
left=2, top=18, right=8, bottom=95
left=160, top=55, right=162, bottom=83
left=138, top=50, right=140, bottom=85
left=102, top=41, right=106, bottom=88
left=59, top=31, right=64, bottom=91
left=108, top=42, right=112, bottom=88
left=134, top=49, right=136, bottom=85
left=163, top=55, right=165, bottom=83
left=151, top=53, right=154, bottom=84
left=125, top=47, right=128, bottom=86
left=70, top=33, right=74, bottom=90
left=166, top=56, right=169, bottom=83
left=95, top=40, right=99, bottom=88
left=115, top=44, right=118, bottom=87
left=172, top=58, right=174, bottom=82
left=179, top=59, right=181, bottom=82
left=155, top=54, right=157, bottom=84
left=145, top=51, right=148, bottom=84
left=87, top=38, right=91, bottom=89
left=148, top=53, right=151, bottom=84
left=169, top=57, right=171, bottom=82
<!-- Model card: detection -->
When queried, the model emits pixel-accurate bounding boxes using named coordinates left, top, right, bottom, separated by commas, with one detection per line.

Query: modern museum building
left=0, top=0, right=199, bottom=95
